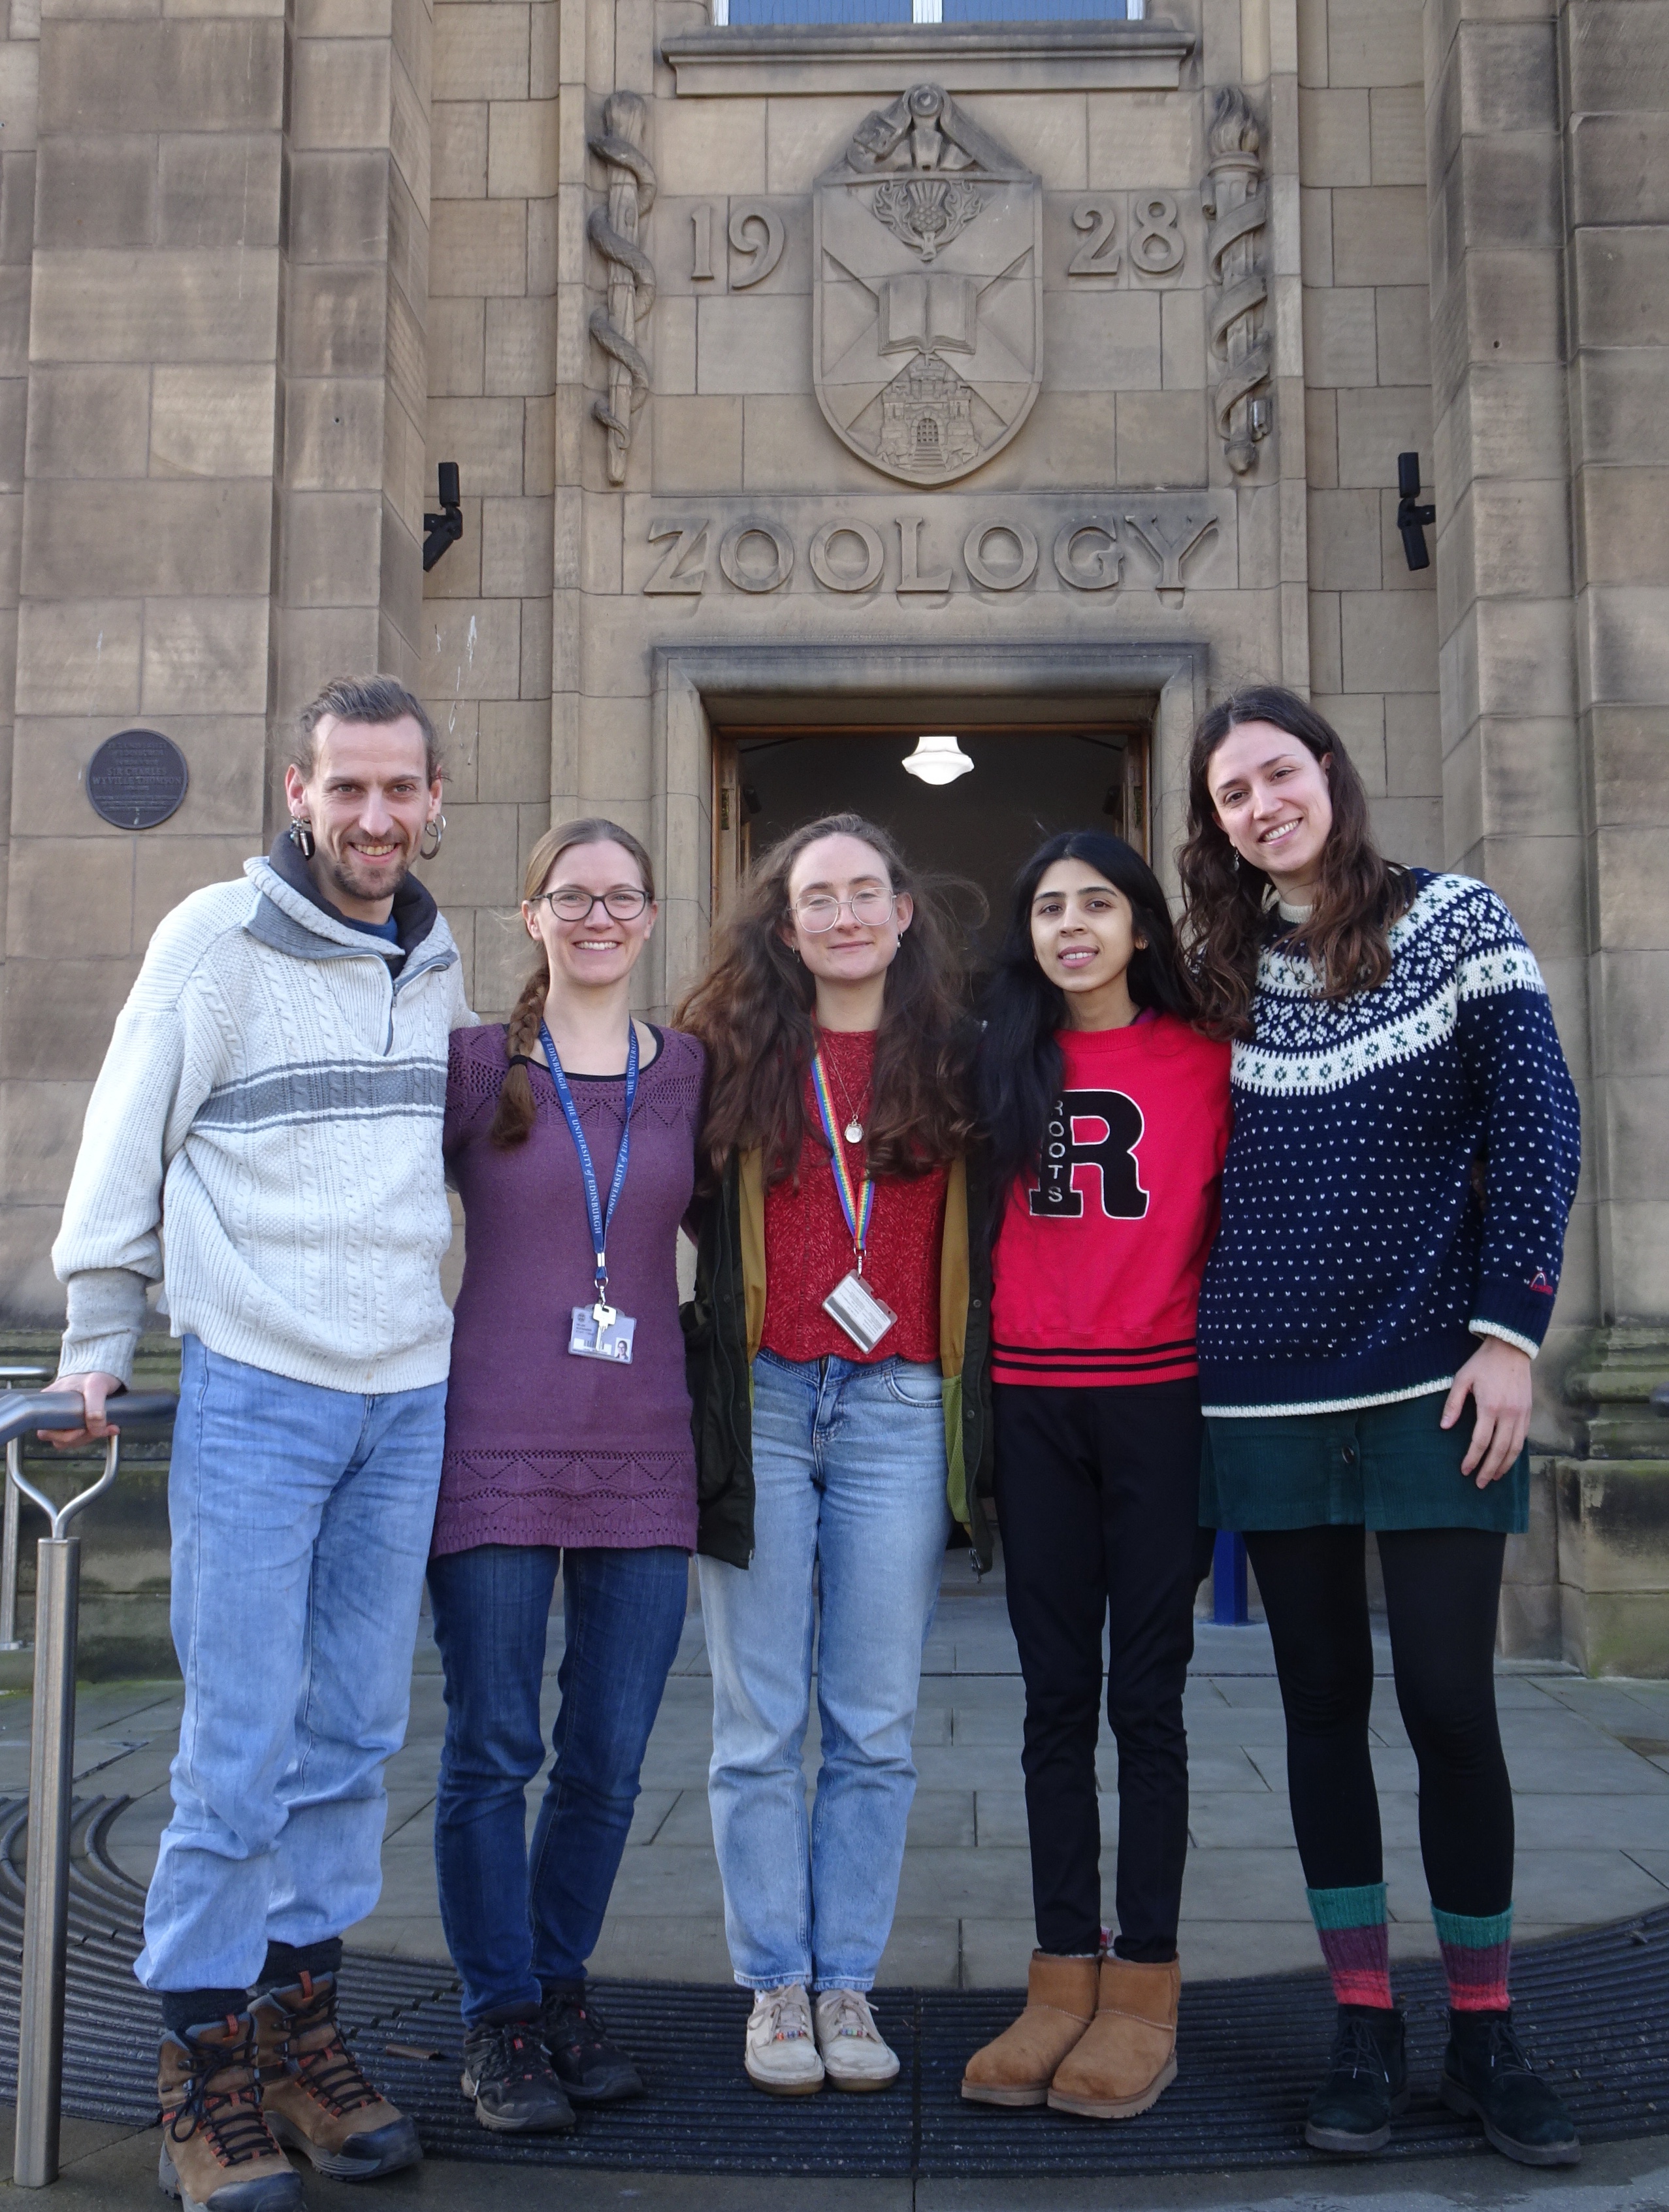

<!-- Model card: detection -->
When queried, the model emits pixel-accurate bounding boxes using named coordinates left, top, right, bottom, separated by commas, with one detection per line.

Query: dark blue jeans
left=428, top=1543, right=687, bottom=2022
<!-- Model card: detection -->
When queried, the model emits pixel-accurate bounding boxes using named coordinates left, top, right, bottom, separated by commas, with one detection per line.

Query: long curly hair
left=1178, top=685, right=1413, bottom=1039
left=674, top=812, right=975, bottom=1187
left=491, top=817, right=656, bottom=1149
left=977, top=830, right=1196, bottom=1201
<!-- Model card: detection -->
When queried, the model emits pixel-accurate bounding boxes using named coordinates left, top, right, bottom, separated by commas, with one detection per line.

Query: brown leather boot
left=157, top=2015, right=302, bottom=2212
left=1047, top=1955, right=1180, bottom=2119
left=251, top=1970, right=422, bottom=2179
left=961, top=1953, right=1099, bottom=2107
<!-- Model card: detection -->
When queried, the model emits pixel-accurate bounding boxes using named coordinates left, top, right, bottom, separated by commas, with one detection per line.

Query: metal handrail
left=1, top=1367, right=53, bottom=1650
left=4, top=1388, right=177, bottom=2188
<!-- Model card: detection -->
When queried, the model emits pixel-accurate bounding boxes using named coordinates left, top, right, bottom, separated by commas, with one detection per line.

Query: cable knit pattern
left=1197, top=870, right=1581, bottom=1416
left=52, top=856, right=472, bottom=1392
left=434, top=1022, right=705, bottom=1556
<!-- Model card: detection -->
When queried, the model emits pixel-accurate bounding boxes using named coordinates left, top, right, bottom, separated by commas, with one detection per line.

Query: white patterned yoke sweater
left=1197, top=870, right=1581, bottom=1416
left=52, top=838, right=475, bottom=1395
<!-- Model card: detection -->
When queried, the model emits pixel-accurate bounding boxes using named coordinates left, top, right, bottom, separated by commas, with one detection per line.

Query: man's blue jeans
left=697, top=1350, right=950, bottom=1993
left=429, top=1542, right=688, bottom=2023
left=137, top=1337, right=447, bottom=1993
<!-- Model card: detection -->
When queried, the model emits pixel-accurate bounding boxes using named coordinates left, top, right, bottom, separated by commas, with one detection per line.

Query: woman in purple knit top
left=430, top=817, right=704, bottom=2136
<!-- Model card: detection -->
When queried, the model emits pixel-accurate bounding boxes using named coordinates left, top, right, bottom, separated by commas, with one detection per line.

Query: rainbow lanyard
left=809, top=1048, right=875, bottom=1269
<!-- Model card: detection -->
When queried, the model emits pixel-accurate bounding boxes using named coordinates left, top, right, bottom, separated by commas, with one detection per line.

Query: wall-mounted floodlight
left=902, top=734, right=973, bottom=786
left=424, top=462, right=464, bottom=572
left=1396, top=452, right=1436, bottom=572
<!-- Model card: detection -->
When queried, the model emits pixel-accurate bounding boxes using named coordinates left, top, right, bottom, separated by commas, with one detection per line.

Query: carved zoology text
left=589, top=93, right=657, bottom=486
left=1202, top=87, right=1271, bottom=476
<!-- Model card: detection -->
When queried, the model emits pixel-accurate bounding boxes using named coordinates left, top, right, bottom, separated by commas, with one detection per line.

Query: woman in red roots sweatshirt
left=961, top=830, right=1230, bottom=2122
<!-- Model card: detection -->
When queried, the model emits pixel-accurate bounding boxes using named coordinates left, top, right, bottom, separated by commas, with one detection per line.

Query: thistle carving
left=1202, top=86, right=1271, bottom=476
left=588, top=93, right=657, bottom=486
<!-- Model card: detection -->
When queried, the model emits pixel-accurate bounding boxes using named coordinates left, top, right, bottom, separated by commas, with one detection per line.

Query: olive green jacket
left=681, top=1147, right=995, bottom=1571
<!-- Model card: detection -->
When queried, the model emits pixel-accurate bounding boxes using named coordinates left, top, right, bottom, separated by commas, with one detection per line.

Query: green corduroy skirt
left=1201, top=1387, right=1529, bottom=1534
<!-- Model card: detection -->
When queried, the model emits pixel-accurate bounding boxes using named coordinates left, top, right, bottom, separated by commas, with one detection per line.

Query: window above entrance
left=716, top=0, right=1141, bottom=22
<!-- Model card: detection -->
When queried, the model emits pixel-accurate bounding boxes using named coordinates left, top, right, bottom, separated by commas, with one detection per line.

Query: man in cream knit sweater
left=49, top=676, right=474, bottom=2212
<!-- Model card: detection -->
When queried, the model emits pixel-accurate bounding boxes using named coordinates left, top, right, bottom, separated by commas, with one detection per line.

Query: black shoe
left=1439, top=2007, right=1581, bottom=2167
left=1304, top=2004, right=1408, bottom=2155
left=460, top=2013, right=576, bottom=2135
left=538, top=1983, right=645, bottom=2106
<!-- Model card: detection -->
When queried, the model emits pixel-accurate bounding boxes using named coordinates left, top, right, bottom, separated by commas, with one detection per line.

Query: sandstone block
left=1085, top=91, right=1194, bottom=187
left=281, top=489, right=383, bottom=607
left=1045, top=289, right=1161, bottom=393
left=0, top=150, right=35, bottom=270
left=1564, top=0, right=1669, bottom=116
left=1331, top=184, right=1427, bottom=285
left=7, top=838, right=134, bottom=957
left=24, top=479, right=273, bottom=598
left=1374, top=285, right=1430, bottom=389
left=1340, top=588, right=1436, bottom=691
left=15, top=598, right=141, bottom=716
left=1327, top=0, right=1421, bottom=88
left=489, top=96, right=557, bottom=198
left=694, top=293, right=809, bottom=395
left=30, top=248, right=279, bottom=363
left=425, top=395, right=526, bottom=498
left=1, top=1079, right=97, bottom=1203
left=1, top=954, right=144, bottom=1082
left=1298, top=86, right=1370, bottom=184
left=1571, top=111, right=1669, bottom=228
left=1573, top=349, right=1669, bottom=469
left=1335, top=383, right=1431, bottom=488
left=1583, top=583, right=1669, bottom=709
left=433, top=99, right=488, bottom=197
left=1574, top=228, right=1669, bottom=349
left=1588, top=703, right=1669, bottom=827
left=277, top=605, right=381, bottom=716
left=157, top=133, right=282, bottom=250
left=520, top=598, right=551, bottom=696
left=412, top=796, right=521, bottom=910
left=1311, top=691, right=1387, bottom=788
left=431, top=197, right=527, bottom=296
left=654, top=96, right=764, bottom=197
left=1300, top=184, right=1333, bottom=287
left=141, top=596, right=269, bottom=714
left=477, top=696, right=548, bottom=803
left=1116, top=389, right=1206, bottom=486
left=1369, top=84, right=1424, bottom=184
left=1302, top=285, right=1378, bottom=388
left=284, top=265, right=388, bottom=378
left=289, top=37, right=390, bottom=150
left=485, top=296, right=556, bottom=396
left=285, top=377, right=385, bottom=490
left=972, top=94, right=1089, bottom=192
left=756, top=95, right=864, bottom=195
left=24, top=365, right=148, bottom=480
left=1605, top=1078, right=1669, bottom=1200
left=429, top=297, right=486, bottom=397
left=481, top=495, right=554, bottom=598
left=1309, top=588, right=1342, bottom=689
left=1366, top=792, right=1441, bottom=864
left=285, top=150, right=390, bottom=267
left=1305, top=387, right=1338, bottom=487
left=34, top=135, right=154, bottom=249
left=39, top=18, right=282, bottom=132
left=1458, top=19, right=1555, bottom=134
left=1594, top=948, right=1669, bottom=1077
left=133, top=834, right=268, bottom=943
left=655, top=297, right=696, bottom=397
left=1298, top=0, right=1327, bottom=84
left=295, top=0, right=391, bottom=32
left=1384, top=689, right=1441, bottom=795
left=1308, top=487, right=1381, bottom=590
left=650, top=395, right=741, bottom=493
left=422, top=595, right=523, bottom=700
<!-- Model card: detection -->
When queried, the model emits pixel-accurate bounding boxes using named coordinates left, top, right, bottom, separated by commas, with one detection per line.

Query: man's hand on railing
left=38, top=1373, right=125, bottom=1448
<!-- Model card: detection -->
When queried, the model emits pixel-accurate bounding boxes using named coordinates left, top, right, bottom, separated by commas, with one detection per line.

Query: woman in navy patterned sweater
left=1180, top=686, right=1581, bottom=2170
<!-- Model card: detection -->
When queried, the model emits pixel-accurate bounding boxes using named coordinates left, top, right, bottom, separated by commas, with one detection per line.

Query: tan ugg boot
left=961, top=1952, right=1099, bottom=2107
left=252, top=1971, right=422, bottom=2179
left=1047, top=1955, right=1180, bottom=2119
left=157, top=2015, right=301, bottom=2212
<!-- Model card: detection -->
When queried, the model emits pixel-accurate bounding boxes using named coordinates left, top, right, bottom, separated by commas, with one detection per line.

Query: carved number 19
left=691, top=204, right=715, bottom=282
left=1067, top=197, right=1120, bottom=278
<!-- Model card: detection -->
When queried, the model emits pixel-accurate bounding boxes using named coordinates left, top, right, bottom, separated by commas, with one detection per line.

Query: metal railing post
left=1, top=1368, right=52, bottom=1651
left=0, top=1390, right=176, bottom=2189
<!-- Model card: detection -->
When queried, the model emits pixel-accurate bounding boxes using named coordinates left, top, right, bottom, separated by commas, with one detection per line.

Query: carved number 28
left=1067, top=197, right=1120, bottom=277
left=1131, top=193, right=1184, bottom=274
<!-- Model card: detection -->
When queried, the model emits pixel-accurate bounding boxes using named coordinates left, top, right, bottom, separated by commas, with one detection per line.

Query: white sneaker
left=814, top=1990, right=901, bottom=2092
left=744, top=1984, right=824, bottom=2096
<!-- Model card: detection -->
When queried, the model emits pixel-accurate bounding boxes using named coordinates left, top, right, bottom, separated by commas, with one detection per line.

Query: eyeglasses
left=530, top=886, right=650, bottom=922
left=792, top=888, right=896, bottom=932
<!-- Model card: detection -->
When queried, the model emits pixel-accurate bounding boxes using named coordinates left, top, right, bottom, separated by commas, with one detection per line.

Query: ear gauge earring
left=289, top=816, right=315, bottom=860
left=421, top=814, right=446, bottom=860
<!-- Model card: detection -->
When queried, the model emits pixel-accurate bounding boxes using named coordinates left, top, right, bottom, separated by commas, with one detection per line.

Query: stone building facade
left=0, top=0, right=1664, bottom=1669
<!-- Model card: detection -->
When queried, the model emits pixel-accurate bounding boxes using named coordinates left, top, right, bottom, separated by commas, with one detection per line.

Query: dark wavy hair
left=674, top=812, right=975, bottom=1188
left=977, top=830, right=1195, bottom=1199
left=1178, top=685, right=1413, bottom=1039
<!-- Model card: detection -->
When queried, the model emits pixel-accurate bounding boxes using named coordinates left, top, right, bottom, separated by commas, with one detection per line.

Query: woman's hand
left=1440, top=1337, right=1533, bottom=1486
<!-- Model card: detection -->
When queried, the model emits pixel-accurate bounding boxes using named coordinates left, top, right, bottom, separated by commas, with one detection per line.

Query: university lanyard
left=810, top=1047, right=875, bottom=1273
left=540, top=1018, right=638, bottom=1316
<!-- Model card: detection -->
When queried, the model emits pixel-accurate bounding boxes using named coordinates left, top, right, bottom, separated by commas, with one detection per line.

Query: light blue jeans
left=698, top=1350, right=950, bottom=1992
left=136, top=1337, right=447, bottom=1994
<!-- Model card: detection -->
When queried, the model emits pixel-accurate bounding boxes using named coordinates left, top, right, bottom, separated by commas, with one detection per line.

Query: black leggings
left=1244, top=1526, right=1513, bottom=1919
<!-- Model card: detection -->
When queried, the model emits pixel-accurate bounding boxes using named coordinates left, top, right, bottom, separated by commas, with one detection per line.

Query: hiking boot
left=460, top=2013, right=576, bottom=2135
left=251, top=1970, right=421, bottom=2181
left=157, top=2015, right=302, bottom=2212
left=962, top=1951, right=1099, bottom=2108
left=1304, top=2004, right=1408, bottom=2154
left=743, top=1983, right=824, bottom=2096
left=814, top=1990, right=900, bottom=2092
left=1439, top=2007, right=1581, bottom=2167
left=1048, top=1956, right=1180, bottom=2120
left=538, top=1983, right=644, bottom=2106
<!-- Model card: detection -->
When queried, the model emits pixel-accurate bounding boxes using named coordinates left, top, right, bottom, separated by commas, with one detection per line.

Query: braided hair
left=489, top=817, right=656, bottom=1149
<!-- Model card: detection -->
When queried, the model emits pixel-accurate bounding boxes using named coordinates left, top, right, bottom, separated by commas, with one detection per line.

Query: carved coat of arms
left=813, top=84, right=1043, bottom=486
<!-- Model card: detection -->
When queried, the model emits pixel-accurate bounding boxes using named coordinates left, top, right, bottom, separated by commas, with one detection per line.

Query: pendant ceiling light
left=902, top=734, right=974, bottom=786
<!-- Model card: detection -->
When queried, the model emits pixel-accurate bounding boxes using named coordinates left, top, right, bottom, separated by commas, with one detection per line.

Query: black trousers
left=1244, top=1525, right=1514, bottom=1917
left=993, top=1380, right=1211, bottom=1962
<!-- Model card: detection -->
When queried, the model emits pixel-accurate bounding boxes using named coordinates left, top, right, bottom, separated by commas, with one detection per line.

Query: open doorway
left=713, top=719, right=1150, bottom=943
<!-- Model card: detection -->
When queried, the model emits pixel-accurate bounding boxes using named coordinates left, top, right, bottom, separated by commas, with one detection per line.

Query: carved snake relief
left=588, top=92, right=658, bottom=483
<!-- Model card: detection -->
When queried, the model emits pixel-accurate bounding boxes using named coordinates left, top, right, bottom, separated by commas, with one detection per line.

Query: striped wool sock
left=1433, top=1904, right=1512, bottom=2012
left=1306, top=1883, right=1393, bottom=2008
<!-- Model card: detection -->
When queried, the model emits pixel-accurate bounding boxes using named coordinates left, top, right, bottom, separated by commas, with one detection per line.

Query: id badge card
left=822, top=1270, right=896, bottom=1355
left=570, top=1305, right=637, bottom=1363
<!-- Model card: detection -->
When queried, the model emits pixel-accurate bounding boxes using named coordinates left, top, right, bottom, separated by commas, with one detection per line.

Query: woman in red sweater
left=677, top=814, right=980, bottom=2099
left=962, top=830, right=1230, bottom=2121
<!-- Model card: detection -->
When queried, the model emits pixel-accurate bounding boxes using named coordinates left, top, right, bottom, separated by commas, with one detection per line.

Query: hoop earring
left=289, top=816, right=315, bottom=860
left=421, top=813, right=446, bottom=860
